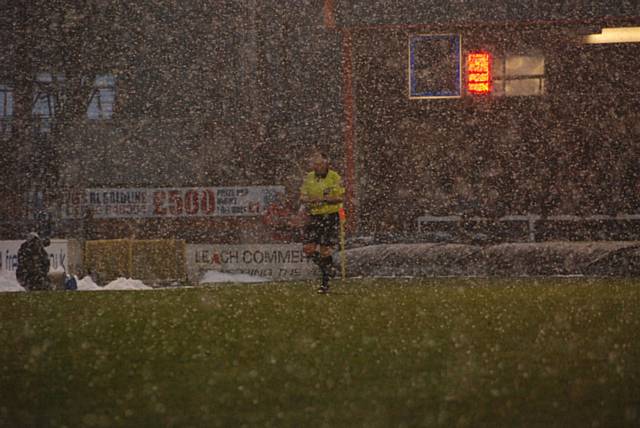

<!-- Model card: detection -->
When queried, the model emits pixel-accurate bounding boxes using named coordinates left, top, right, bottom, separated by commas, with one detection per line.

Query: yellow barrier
left=84, top=239, right=186, bottom=285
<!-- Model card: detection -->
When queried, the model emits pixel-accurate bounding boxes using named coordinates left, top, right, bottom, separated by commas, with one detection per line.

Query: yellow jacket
left=300, top=170, right=345, bottom=216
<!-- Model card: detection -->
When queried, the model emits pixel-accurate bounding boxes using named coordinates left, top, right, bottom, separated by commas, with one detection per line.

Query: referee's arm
left=322, top=194, right=343, bottom=204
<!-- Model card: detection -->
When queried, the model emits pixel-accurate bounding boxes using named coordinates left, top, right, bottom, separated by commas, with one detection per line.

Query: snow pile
left=77, top=276, right=102, bottom=291
left=49, top=267, right=66, bottom=289
left=101, top=277, right=153, bottom=290
left=0, top=271, right=25, bottom=292
left=200, top=270, right=269, bottom=284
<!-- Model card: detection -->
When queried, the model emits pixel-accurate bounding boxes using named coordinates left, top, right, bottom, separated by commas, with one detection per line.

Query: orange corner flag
left=338, top=207, right=346, bottom=221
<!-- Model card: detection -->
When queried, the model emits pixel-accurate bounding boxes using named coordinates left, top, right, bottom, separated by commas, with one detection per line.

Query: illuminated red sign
left=467, top=52, right=491, bottom=94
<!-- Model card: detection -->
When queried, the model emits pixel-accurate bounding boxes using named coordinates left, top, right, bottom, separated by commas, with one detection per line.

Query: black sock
left=319, top=256, right=333, bottom=286
left=308, top=252, right=332, bottom=288
left=321, top=270, right=329, bottom=288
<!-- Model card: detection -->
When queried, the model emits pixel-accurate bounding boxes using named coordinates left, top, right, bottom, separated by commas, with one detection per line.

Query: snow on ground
left=0, top=272, right=154, bottom=292
left=0, top=269, right=268, bottom=292
left=200, top=270, right=269, bottom=284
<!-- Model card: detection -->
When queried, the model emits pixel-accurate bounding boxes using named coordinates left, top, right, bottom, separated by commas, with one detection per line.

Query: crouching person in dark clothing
left=16, top=232, right=51, bottom=291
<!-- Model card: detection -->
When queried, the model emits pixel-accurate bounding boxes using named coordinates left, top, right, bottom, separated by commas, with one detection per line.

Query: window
left=31, top=72, right=116, bottom=130
left=0, top=84, right=12, bottom=135
left=492, top=54, right=545, bottom=97
left=87, top=74, right=116, bottom=120
left=33, top=72, right=63, bottom=133
left=409, top=34, right=461, bottom=99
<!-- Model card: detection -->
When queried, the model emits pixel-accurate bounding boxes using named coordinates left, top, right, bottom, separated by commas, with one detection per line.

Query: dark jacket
left=16, top=234, right=51, bottom=291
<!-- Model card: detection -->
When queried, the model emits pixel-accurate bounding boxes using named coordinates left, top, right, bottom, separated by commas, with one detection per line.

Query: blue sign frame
left=409, top=34, right=461, bottom=99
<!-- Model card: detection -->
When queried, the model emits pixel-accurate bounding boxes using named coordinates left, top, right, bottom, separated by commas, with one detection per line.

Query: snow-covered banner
left=58, top=186, right=284, bottom=219
left=186, top=243, right=316, bottom=282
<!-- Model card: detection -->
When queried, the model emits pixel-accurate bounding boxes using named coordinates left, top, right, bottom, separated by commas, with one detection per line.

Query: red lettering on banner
left=203, top=189, right=216, bottom=214
left=185, top=190, right=199, bottom=215
left=168, top=190, right=183, bottom=215
left=153, top=188, right=216, bottom=217
left=153, top=191, right=167, bottom=215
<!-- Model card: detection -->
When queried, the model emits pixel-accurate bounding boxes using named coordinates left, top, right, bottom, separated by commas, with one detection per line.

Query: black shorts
left=303, top=213, right=339, bottom=247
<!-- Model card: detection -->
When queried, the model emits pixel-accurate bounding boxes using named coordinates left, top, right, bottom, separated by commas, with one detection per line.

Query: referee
left=300, top=151, right=345, bottom=294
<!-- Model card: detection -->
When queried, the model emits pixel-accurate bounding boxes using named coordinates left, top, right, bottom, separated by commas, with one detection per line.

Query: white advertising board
left=0, top=240, right=70, bottom=273
left=186, top=243, right=317, bottom=282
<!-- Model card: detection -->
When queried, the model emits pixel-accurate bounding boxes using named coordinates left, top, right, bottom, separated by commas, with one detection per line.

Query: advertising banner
left=58, top=186, right=284, bottom=219
left=0, top=240, right=70, bottom=273
left=186, top=243, right=317, bottom=282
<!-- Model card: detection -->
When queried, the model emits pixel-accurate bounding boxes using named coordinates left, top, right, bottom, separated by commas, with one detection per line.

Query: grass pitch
left=1, top=278, right=639, bottom=427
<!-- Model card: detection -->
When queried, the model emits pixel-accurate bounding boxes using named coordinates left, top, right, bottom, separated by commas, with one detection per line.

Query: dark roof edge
left=333, top=1, right=640, bottom=32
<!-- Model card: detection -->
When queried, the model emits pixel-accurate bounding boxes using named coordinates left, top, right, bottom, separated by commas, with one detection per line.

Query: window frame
left=0, top=84, right=12, bottom=136
left=491, top=53, right=546, bottom=97
left=408, top=34, right=462, bottom=99
left=87, top=74, right=116, bottom=120
left=32, top=72, right=64, bottom=133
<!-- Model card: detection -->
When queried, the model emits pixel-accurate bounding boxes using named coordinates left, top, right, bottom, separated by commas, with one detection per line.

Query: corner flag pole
left=338, top=207, right=346, bottom=280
